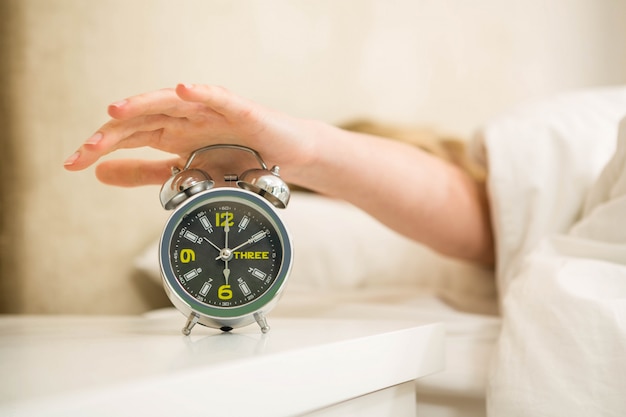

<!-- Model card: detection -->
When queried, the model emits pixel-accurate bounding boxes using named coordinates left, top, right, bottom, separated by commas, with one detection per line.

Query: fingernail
left=182, top=83, right=194, bottom=89
left=63, top=151, right=80, bottom=166
left=110, top=99, right=128, bottom=108
left=85, top=132, right=103, bottom=146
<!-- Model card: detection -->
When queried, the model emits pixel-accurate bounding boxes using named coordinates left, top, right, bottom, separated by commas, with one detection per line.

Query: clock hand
left=228, top=230, right=270, bottom=253
left=224, top=220, right=230, bottom=249
left=222, top=222, right=231, bottom=285
left=215, top=230, right=268, bottom=260
left=223, top=262, right=230, bottom=285
left=202, top=237, right=222, bottom=252
left=215, top=219, right=234, bottom=265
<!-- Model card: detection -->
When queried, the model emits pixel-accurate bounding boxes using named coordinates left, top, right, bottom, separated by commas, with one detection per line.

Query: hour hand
left=223, top=265, right=230, bottom=285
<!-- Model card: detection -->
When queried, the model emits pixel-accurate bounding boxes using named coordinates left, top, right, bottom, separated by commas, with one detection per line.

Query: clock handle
left=159, top=144, right=291, bottom=210
left=186, top=144, right=290, bottom=208
left=183, top=144, right=269, bottom=170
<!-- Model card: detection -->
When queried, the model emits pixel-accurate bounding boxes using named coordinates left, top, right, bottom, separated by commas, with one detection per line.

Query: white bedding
left=479, top=87, right=626, bottom=416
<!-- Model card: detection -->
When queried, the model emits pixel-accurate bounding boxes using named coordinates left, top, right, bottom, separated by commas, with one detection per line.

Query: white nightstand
left=0, top=311, right=443, bottom=417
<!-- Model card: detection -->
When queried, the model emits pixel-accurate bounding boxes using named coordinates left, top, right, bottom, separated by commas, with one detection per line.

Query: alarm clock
left=158, top=144, right=293, bottom=335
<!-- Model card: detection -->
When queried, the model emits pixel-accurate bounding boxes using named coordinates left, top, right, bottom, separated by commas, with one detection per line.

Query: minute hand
left=220, top=230, right=269, bottom=257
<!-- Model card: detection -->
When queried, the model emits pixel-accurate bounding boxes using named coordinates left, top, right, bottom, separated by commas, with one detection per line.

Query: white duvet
left=480, top=87, right=626, bottom=416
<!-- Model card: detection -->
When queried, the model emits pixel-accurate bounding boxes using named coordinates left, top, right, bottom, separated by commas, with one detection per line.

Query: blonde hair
left=340, top=119, right=486, bottom=182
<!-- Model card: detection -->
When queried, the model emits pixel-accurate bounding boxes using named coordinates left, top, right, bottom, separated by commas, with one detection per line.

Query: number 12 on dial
left=215, top=212, right=233, bottom=227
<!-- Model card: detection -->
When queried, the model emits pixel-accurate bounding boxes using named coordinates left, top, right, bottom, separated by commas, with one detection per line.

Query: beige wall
left=2, top=0, right=626, bottom=314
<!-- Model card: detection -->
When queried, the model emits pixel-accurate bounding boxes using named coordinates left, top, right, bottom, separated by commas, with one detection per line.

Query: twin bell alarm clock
left=158, top=144, right=293, bottom=335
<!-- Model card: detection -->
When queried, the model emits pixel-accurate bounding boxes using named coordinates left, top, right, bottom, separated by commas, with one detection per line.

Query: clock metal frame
left=159, top=187, right=293, bottom=334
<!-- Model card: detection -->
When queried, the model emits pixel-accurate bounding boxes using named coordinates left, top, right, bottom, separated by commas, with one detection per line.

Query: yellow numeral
left=180, top=249, right=196, bottom=263
left=215, top=212, right=234, bottom=227
left=218, top=284, right=233, bottom=300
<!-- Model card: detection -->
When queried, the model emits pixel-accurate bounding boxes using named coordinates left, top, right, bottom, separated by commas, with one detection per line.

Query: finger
left=64, top=115, right=190, bottom=171
left=63, top=143, right=112, bottom=171
left=88, top=113, right=187, bottom=152
left=63, top=127, right=162, bottom=172
left=107, top=88, right=205, bottom=120
left=176, top=83, right=257, bottom=120
left=94, top=158, right=182, bottom=187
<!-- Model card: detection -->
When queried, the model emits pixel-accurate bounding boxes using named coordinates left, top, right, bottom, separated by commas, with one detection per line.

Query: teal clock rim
left=159, top=188, right=293, bottom=319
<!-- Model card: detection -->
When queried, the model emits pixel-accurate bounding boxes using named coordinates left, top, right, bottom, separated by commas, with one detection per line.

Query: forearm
left=288, top=121, right=494, bottom=264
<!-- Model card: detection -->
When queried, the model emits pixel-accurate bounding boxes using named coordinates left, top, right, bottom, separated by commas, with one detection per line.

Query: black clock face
left=162, top=191, right=290, bottom=314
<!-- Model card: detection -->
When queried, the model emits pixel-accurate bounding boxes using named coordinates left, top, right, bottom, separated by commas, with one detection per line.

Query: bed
left=133, top=86, right=626, bottom=416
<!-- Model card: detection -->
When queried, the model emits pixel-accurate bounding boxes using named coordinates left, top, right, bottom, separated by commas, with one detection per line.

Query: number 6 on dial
left=218, top=284, right=233, bottom=300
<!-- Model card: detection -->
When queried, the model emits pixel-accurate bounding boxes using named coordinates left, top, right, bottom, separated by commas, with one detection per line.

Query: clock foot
left=254, top=312, right=270, bottom=333
left=182, top=313, right=200, bottom=336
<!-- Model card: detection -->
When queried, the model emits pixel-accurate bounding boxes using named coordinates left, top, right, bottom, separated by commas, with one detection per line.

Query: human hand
left=62, top=83, right=496, bottom=264
left=64, top=84, right=315, bottom=187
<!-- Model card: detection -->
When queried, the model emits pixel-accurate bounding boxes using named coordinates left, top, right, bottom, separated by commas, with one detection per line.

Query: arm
left=64, top=84, right=493, bottom=264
